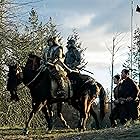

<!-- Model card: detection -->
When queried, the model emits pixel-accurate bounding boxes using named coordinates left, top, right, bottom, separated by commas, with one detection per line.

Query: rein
left=17, top=66, right=44, bottom=90
left=18, top=56, right=55, bottom=91
left=26, top=66, right=44, bottom=86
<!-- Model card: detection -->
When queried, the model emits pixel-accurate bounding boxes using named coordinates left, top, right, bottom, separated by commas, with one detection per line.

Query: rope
left=17, top=66, right=44, bottom=90
left=17, top=61, right=55, bottom=91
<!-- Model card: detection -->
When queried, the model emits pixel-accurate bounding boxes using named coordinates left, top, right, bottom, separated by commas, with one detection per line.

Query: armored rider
left=43, top=36, right=75, bottom=98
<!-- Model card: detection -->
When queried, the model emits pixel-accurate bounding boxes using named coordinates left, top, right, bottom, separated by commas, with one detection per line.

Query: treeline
left=0, top=1, right=86, bottom=128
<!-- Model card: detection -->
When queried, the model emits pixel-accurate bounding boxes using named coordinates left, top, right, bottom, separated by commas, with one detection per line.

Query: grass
left=1, top=121, right=140, bottom=140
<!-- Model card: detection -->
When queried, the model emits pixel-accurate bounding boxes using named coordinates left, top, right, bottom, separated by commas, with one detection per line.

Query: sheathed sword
left=81, top=69, right=94, bottom=75
left=75, top=63, right=94, bottom=75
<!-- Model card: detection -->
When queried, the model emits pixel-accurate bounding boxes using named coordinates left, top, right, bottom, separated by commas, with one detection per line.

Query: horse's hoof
left=79, top=127, right=86, bottom=132
left=78, top=126, right=86, bottom=132
left=23, top=128, right=29, bottom=135
left=83, top=128, right=86, bottom=132
left=67, top=125, right=70, bottom=129
left=64, top=125, right=70, bottom=129
left=47, top=130, right=52, bottom=134
left=47, top=127, right=52, bottom=134
left=96, top=126, right=100, bottom=130
left=77, top=127, right=82, bottom=132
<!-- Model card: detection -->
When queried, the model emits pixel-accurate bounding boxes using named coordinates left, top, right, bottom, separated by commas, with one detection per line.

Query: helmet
left=47, top=36, right=60, bottom=46
left=67, top=39, right=75, bottom=44
left=67, top=39, right=76, bottom=49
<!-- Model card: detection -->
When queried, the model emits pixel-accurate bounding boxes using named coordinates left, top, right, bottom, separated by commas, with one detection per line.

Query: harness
left=26, top=66, right=44, bottom=86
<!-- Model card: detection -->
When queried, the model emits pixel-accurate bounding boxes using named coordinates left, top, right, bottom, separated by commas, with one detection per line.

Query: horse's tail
left=97, top=82, right=109, bottom=121
left=67, top=79, right=73, bottom=99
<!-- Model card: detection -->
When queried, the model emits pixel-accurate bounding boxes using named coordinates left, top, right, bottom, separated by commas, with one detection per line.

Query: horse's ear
left=28, top=50, right=36, bottom=56
left=28, top=53, right=32, bottom=58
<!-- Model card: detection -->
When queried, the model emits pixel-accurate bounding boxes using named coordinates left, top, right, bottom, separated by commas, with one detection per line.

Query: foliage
left=123, top=27, right=140, bottom=83
left=0, top=1, right=84, bottom=130
left=0, top=2, right=63, bottom=128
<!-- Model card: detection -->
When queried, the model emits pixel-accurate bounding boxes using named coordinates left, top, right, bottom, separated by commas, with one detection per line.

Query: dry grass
left=1, top=122, right=140, bottom=140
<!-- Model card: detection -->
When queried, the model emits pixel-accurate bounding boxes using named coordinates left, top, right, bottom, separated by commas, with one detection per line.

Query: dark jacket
left=118, top=77, right=138, bottom=100
left=64, top=48, right=81, bottom=69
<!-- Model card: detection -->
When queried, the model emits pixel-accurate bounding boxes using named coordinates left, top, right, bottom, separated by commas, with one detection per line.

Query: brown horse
left=7, top=54, right=108, bottom=134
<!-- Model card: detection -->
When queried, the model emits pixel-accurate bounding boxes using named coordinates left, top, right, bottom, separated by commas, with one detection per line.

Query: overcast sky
left=15, top=0, right=140, bottom=90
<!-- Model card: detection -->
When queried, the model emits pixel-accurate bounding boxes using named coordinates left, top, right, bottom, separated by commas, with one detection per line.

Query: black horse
left=7, top=54, right=108, bottom=133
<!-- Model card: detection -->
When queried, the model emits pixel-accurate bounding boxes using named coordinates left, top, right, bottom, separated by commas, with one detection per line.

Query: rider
left=64, top=39, right=81, bottom=70
left=43, top=36, right=75, bottom=98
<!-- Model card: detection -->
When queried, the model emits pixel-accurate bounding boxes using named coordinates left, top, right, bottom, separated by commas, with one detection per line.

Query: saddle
left=45, top=64, right=73, bottom=99
left=68, top=72, right=97, bottom=97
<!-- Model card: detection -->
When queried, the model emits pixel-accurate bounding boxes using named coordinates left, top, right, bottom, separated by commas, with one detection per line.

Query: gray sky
left=15, top=0, right=140, bottom=90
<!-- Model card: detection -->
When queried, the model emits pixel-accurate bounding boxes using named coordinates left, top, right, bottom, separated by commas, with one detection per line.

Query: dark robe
left=118, top=77, right=139, bottom=122
left=109, top=84, right=121, bottom=126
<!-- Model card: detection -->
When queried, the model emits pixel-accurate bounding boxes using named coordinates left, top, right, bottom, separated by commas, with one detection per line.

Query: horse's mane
left=28, top=53, right=41, bottom=59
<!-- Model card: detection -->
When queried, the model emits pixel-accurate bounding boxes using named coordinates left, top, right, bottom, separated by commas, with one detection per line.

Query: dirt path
left=1, top=125, right=140, bottom=140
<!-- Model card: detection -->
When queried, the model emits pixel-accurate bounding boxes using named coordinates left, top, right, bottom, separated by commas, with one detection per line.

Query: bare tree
left=106, top=32, right=127, bottom=112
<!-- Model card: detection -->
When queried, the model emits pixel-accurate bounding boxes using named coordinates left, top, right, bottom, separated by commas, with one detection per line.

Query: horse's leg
left=79, top=112, right=88, bottom=131
left=57, top=102, right=70, bottom=129
left=71, top=99, right=82, bottom=128
left=80, top=95, right=89, bottom=131
left=23, top=102, right=43, bottom=135
left=10, top=90, right=19, bottom=101
left=90, top=107, right=100, bottom=129
left=83, top=96, right=90, bottom=131
left=86, top=97, right=96, bottom=114
left=71, top=99, right=81, bottom=111
left=41, top=105, right=53, bottom=132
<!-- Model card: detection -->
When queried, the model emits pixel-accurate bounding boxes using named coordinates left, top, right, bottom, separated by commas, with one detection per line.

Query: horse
left=6, top=54, right=108, bottom=133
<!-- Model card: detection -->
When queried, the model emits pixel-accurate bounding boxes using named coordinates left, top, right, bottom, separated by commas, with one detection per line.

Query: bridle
left=16, top=56, right=43, bottom=90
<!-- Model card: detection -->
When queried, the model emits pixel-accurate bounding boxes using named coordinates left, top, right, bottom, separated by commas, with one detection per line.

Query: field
left=1, top=102, right=140, bottom=140
left=1, top=123, right=140, bottom=140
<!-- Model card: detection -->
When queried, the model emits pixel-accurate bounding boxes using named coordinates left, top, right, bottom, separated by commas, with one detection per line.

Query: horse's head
left=7, top=63, right=23, bottom=101
left=7, top=63, right=23, bottom=85
left=22, top=54, right=41, bottom=85
left=25, top=53, right=41, bottom=71
left=23, top=53, right=47, bottom=89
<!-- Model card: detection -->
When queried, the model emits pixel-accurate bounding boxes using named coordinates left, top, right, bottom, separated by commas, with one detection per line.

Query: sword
left=81, top=69, right=94, bottom=75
